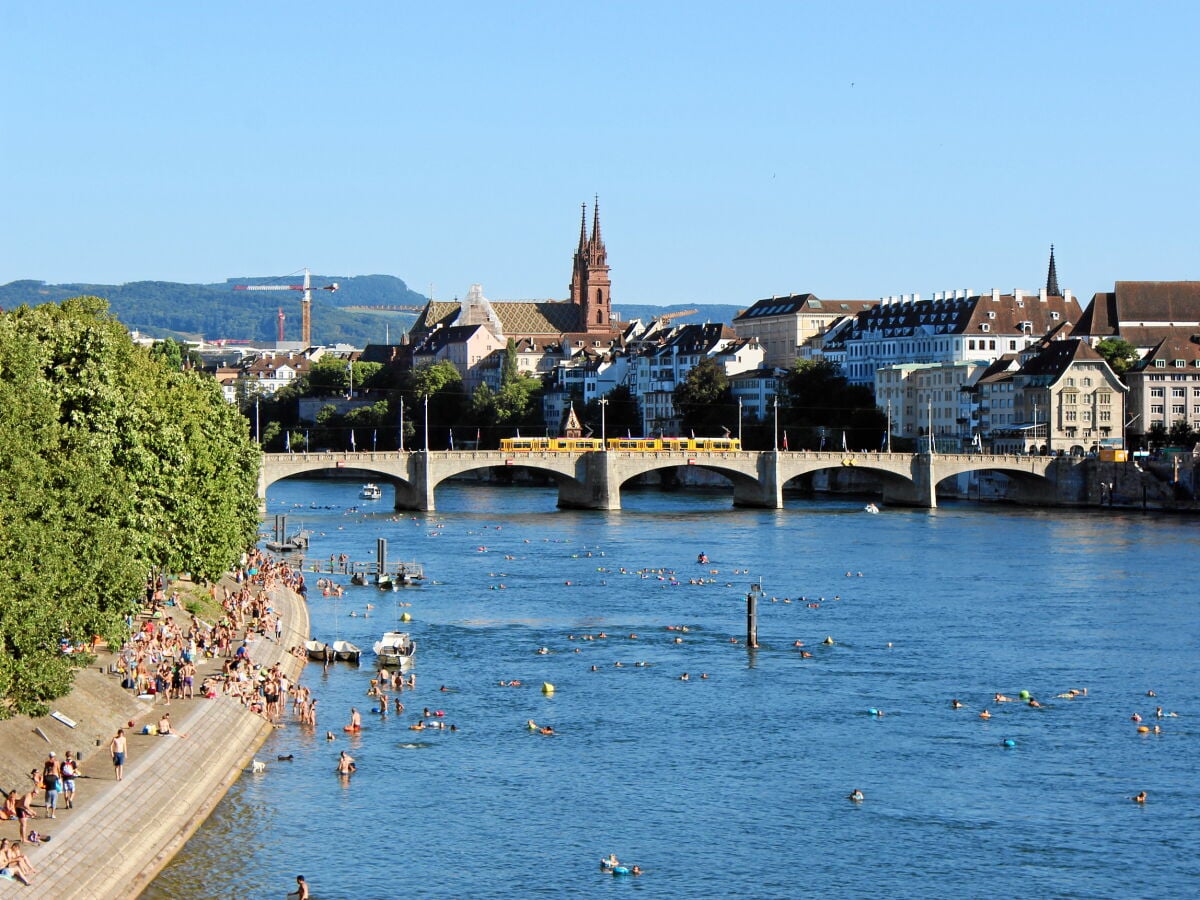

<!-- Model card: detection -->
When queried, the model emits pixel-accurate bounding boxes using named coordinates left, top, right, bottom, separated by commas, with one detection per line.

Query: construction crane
left=656, top=308, right=698, bottom=323
left=233, top=268, right=339, bottom=345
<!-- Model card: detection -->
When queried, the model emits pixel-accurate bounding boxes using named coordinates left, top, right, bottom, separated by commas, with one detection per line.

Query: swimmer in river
left=349, top=707, right=362, bottom=730
left=994, top=693, right=1014, bottom=703
left=540, top=726, right=555, bottom=735
left=979, top=709, right=992, bottom=719
left=951, top=699, right=964, bottom=709
left=848, top=789, right=865, bottom=802
left=1132, top=791, right=1147, bottom=804
left=336, top=751, right=356, bottom=775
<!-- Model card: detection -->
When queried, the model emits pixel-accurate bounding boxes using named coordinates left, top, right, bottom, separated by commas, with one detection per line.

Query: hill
left=0, top=274, right=429, bottom=347
left=0, top=278, right=743, bottom=348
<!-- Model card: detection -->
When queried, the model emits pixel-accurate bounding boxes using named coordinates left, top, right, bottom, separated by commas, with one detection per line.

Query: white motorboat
left=361, top=483, right=382, bottom=500
left=373, top=631, right=416, bottom=669
left=332, top=640, right=362, bottom=663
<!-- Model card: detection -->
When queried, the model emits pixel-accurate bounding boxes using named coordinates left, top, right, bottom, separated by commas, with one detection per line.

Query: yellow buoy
left=400, top=612, right=412, bottom=622
left=1137, top=725, right=1150, bottom=733
left=541, top=682, right=555, bottom=695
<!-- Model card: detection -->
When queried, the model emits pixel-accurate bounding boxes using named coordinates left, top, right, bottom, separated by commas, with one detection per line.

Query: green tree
left=1094, top=338, right=1140, bottom=377
left=0, top=297, right=259, bottom=717
left=781, top=358, right=885, bottom=450
left=673, top=358, right=734, bottom=437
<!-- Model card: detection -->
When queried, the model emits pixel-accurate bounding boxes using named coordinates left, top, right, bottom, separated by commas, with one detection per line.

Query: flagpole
left=423, top=395, right=430, bottom=454
left=773, top=397, right=779, bottom=452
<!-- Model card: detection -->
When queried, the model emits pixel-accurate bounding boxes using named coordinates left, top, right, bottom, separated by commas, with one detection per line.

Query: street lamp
left=423, top=395, right=430, bottom=454
left=599, top=397, right=609, bottom=445
left=773, top=397, right=779, bottom=452
left=886, top=400, right=893, bottom=453
left=737, top=397, right=743, bottom=446
left=399, top=402, right=405, bottom=452
left=254, top=395, right=261, bottom=444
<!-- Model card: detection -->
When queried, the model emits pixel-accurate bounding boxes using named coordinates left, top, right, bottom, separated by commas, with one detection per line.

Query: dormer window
left=1175, top=359, right=1186, bottom=368
left=980, top=323, right=990, bottom=333
left=1155, top=359, right=1166, bottom=368
left=987, top=311, right=996, bottom=319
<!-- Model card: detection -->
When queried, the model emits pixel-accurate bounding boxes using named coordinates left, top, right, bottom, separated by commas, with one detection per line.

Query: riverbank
left=0, top=574, right=309, bottom=899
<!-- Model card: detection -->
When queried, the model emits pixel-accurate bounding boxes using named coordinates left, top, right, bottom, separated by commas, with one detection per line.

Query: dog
left=251, top=760, right=266, bottom=774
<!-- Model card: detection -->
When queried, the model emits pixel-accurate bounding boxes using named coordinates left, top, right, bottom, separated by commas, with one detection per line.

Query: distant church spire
left=591, top=194, right=602, bottom=249
left=1046, top=244, right=1060, bottom=296
left=578, top=203, right=588, bottom=252
left=568, top=198, right=612, bottom=333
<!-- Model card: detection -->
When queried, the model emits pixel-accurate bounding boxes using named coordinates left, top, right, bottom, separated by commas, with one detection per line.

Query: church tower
left=569, top=197, right=612, bottom=333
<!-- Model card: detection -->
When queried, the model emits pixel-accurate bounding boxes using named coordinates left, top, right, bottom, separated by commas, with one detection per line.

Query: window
left=968, top=339, right=976, bottom=350
left=1155, top=359, right=1166, bottom=368
left=1098, top=393, right=1111, bottom=404
left=1099, top=410, right=1112, bottom=422
left=1173, top=405, right=1185, bottom=416
left=1151, top=404, right=1165, bottom=415
left=981, top=323, right=990, bottom=332
left=1151, top=388, right=1165, bottom=397
left=989, top=340, right=996, bottom=350
left=1065, top=393, right=1078, bottom=404
left=1173, top=388, right=1186, bottom=397
left=1065, top=410, right=1077, bottom=422
left=1082, top=377, right=1093, bottom=387
left=1065, top=378, right=1075, bottom=387
left=1176, top=360, right=1186, bottom=368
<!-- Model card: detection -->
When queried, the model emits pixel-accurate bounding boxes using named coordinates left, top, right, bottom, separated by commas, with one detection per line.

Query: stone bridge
left=260, top=449, right=1079, bottom=511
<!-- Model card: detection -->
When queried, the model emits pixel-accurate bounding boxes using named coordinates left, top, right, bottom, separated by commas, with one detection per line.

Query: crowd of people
left=0, top=549, right=306, bottom=889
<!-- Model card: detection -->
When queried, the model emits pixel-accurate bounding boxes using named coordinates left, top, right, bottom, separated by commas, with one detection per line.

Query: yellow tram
left=498, top=436, right=742, bottom=453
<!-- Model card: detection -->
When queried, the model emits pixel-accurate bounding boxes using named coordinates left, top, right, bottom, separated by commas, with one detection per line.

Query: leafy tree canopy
left=1094, top=338, right=1140, bottom=376
left=0, top=297, right=260, bottom=717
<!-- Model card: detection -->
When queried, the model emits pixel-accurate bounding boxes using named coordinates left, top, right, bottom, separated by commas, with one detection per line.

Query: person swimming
left=848, top=789, right=865, bottom=802
left=1132, top=791, right=1147, bottom=804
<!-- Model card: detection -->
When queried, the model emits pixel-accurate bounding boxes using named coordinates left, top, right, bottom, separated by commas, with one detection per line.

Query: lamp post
left=347, top=362, right=354, bottom=399
left=399, top=403, right=405, bottom=452
left=927, top=399, right=934, bottom=454
left=737, top=397, right=743, bottom=446
left=423, top=395, right=430, bottom=454
left=599, top=397, right=608, bottom=445
left=254, top=395, right=261, bottom=444
left=886, top=400, right=892, bottom=454
left=773, top=397, right=779, bottom=452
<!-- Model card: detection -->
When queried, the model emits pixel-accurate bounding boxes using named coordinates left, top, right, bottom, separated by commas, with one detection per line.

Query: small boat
left=373, top=631, right=416, bottom=669
left=332, top=640, right=362, bottom=663
left=864, top=503, right=880, bottom=514
left=305, top=640, right=334, bottom=662
left=265, top=529, right=310, bottom=553
left=360, top=483, right=382, bottom=500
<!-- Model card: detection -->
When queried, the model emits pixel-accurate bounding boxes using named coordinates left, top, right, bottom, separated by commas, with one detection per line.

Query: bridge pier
left=732, top=452, right=783, bottom=509
left=880, top=453, right=938, bottom=508
left=559, top=452, right=619, bottom=510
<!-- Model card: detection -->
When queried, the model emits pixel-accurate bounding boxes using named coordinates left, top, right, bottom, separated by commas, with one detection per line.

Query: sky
left=3, top=2, right=1198, bottom=308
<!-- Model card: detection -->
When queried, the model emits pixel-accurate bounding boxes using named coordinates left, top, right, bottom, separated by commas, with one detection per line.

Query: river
left=148, top=479, right=1200, bottom=899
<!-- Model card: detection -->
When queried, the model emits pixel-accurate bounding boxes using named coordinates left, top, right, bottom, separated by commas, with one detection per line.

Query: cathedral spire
left=1045, top=244, right=1060, bottom=296
left=591, top=194, right=603, bottom=248
left=578, top=203, right=588, bottom=252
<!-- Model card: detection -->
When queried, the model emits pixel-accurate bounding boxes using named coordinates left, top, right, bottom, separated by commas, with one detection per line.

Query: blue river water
left=149, top=479, right=1200, bottom=899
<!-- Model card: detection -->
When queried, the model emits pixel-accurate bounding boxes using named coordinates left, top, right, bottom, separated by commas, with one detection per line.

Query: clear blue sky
left=3, top=2, right=1197, bottom=307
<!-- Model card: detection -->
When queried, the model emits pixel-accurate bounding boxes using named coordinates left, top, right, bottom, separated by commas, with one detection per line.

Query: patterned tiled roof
left=412, top=299, right=588, bottom=338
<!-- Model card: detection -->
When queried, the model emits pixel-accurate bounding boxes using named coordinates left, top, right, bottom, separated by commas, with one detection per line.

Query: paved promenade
left=1, top=582, right=308, bottom=899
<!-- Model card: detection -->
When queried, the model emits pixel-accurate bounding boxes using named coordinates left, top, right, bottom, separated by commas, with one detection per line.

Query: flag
left=880, top=431, right=888, bottom=451
left=516, top=427, right=521, bottom=438
left=782, top=430, right=789, bottom=451
left=819, top=434, right=826, bottom=451
left=476, top=427, right=481, bottom=447
left=449, top=428, right=454, bottom=450
left=690, top=428, right=696, bottom=439
left=305, top=430, right=310, bottom=452
left=284, top=431, right=291, bottom=452
left=973, top=432, right=982, bottom=451
left=842, top=431, right=848, bottom=452
left=349, top=429, right=356, bottom=451
left=372, top=428, right=378, bottom=451
left=627, top=428, right=632, bottom=439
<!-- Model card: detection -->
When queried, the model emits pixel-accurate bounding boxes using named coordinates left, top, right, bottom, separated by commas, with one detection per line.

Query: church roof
left=412, top=299, right=588, bottom=339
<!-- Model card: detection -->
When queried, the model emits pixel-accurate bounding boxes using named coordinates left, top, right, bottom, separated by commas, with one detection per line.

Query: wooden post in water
left=377, top=538, right=388, bottom=577
left=747, top=580, right=761, bottom=649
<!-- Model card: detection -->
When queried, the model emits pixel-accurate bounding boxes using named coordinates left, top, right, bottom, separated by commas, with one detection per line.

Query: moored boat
left=360, top=483, right=382, bottom=500
left=305, top=639, right=334, bottom=662
left=373, top=631, right=416, bottom=669
left=332, top=640, right=362, bottom=663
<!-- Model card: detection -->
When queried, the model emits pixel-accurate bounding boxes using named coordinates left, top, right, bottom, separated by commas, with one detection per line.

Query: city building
left=1124, top=332, right=1200, bottom=444
left=1071, top=281, right=1200, bottom=352
left=732, top=294, right=877, bottom=369
left=875, top=360, right=988, bottom=450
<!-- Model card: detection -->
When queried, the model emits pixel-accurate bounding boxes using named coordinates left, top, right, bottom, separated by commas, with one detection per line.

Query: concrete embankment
left=0, top=578, right=308, bottom=899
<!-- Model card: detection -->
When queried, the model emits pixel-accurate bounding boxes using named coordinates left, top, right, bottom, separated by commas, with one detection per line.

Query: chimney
left=1014, top=289, right=1024, bottom=303
left=913, top=293, right=922, bottom=303
left=1039, top=288, right=1048, bottom=302
left=991, top=288, right=1000, bottom=302
left=1064, top=289, right=1073, bottom=303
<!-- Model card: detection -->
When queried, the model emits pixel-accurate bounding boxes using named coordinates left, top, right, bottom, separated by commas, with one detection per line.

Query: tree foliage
left=780, top=358, right=886, bottom=449
left=0, top=297, right=260, bottom=717
left=672, top=358, right=735, bottom=437
left=1094, top=338, right=1140, bottom=377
